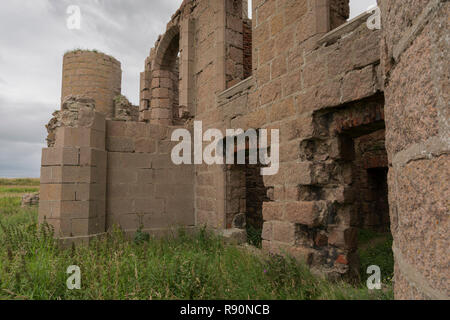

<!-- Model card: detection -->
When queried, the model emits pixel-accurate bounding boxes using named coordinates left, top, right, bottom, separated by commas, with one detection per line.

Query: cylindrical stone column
left=61, top=50, right=122, bottom=119
left=381, top=0, right=449, bottom=300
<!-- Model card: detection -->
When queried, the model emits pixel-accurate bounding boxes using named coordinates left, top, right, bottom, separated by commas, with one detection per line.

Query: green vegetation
left=64, top=48, right=115, bottom=60
left=0, top=179, right=393, bottom=300
left=358, top=229, right=394, bottom=284
left=0, top=186, right=39, bottom=194
left=0, top=197, right=23, bottom=216
left=246, top=225, right=262, bottom=248
left=0, top=178, right=40, bottom=186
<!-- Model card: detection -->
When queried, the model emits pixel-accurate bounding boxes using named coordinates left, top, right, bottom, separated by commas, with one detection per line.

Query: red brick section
left=243, top=18, right=252, bottom=79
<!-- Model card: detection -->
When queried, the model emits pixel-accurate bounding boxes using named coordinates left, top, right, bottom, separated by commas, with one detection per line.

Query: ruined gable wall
left=380, top=0, right=449, bottom=299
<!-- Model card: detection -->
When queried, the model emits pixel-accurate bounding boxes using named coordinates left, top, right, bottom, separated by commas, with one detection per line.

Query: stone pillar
left=39, top=102, right=107, bottom=245
left=214, top=0, right=227, bottom=93
left=62, top=50, right=122, bottom=119
left=139, top=55, right=153, bottom=122
left=179, top=18, right=195, bottom=116
left=381, top=0, right=449, bottom=299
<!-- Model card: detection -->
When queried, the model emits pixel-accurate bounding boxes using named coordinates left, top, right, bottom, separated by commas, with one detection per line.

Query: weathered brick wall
left=62, top=51, right=122, bottom=119
left=380, top=0, right=449, bottom=300
left=105, top=121, right=195, bottom=237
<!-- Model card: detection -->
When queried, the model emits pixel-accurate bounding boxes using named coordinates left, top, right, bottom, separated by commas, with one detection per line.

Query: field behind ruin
left=0, top=178, right=392, bottom=300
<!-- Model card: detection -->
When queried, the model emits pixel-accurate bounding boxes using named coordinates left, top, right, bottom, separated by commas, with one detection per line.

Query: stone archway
left=149, top=25, right=182, bottom=125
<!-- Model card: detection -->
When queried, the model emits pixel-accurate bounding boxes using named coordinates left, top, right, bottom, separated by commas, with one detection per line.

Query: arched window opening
left=160, top=33, right=182, bottom=124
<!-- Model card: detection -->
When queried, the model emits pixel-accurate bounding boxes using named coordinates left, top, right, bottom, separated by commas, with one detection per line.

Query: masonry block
left=262, top=202, right=284, bottom=221
left=55, top=127, right=105, bottom=149
left=42, top=147, right=80, bottom=166
left=272, top=221, right=296, bottom=244
left=285, top=201, right=328, bottom=227
left=106, top=136, right=135, bottom=152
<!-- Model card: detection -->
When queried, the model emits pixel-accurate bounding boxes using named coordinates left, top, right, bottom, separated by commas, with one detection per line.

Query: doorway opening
left=225, top=151, right=268, bottom=247
left=346, top=127, right=394, bottom=282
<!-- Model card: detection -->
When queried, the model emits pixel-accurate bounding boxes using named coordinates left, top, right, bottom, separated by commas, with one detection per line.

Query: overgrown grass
left=0, top=178, right=40, bottom=186
left=358, top=229, right=394, bottom=284
left=0, top=181, right=393, bottom=300
left=0, top=197, right=23, bottom=216
left=0, top=186, right=39, bottom=194
left=246, top=225, right=262, bottom=248
left=0, top=221, right=392, bottom=300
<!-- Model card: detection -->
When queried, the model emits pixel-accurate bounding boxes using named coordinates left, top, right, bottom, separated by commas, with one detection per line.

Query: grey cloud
left=0, top=141, right=44, bottom=178
left=0, top=98, right=51, bottom=145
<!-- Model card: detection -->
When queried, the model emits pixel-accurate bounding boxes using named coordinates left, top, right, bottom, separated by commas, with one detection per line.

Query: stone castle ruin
left=39, top=0, right=449, bottom=299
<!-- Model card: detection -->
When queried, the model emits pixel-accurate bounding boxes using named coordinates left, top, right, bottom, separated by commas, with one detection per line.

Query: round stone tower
left=61, top=50, right=122, bottom=118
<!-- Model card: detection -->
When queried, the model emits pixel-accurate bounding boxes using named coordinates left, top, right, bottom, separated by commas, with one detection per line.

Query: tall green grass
left=0, top=189, right=393, bottom=300
left=0, top=187, right=39, bottom=194
left=0, top=197, right=23, bottom=216
left=0, top=178, right=40, bottom=186
left=358, top=229, right=394, bottom=284
left=0, top=219, right=392, bottom=300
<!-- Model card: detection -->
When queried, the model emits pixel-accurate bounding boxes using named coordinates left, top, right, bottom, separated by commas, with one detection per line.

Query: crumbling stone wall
left=45, top=96, right=96, bottom=147
left=113, top=95, right=139, bottom=122
left=380, top=0, right=449, bottom=300
left=21, top=193, right=39, bottom=207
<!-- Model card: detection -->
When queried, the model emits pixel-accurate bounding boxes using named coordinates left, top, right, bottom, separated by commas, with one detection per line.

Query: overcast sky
left=0, top=0, right=376, bottom=178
